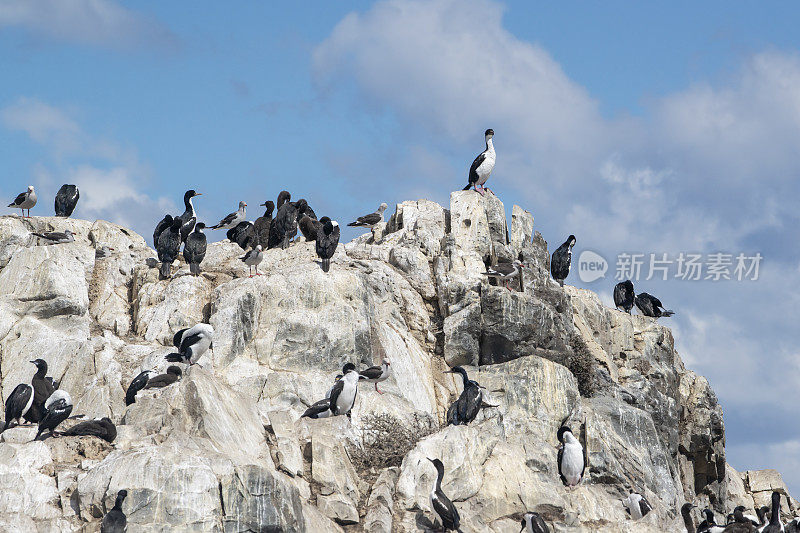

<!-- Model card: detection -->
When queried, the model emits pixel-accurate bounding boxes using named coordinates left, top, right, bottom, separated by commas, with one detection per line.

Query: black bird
left=157, top=218, right=182, bottom=279
left=347, top=203, right=388, bottom=230
left=298, top=215, right=320, bottom=241
left=315, top=217, right=340, bottom=273
left=184, top=223, right=207, bottom=276
left=2, top=383, right=33, bottom=432
left=144, top=366, right=182, bottom=389
left=25, top=359, right=56, bottom=423
left=101, top=489, right=128, bottom=533
left=166, top=323, right=214, bottom=365
left=520, top=512, right=550, bottom=533
left=63, top=417, right=117, bottom=443
left=697, top=508, right=723, bottom=533
left=276, top=190, right=291, bottom=209
left=268, top=198, right=304, bottom=249
left=550, top=235, right=576, bottom=287
left=35, top=390, right=73, bottom=440
left=463, top=128, right=496, bottom=196
left=445, top=366, right=483, bottom=426
left=614, top=280, right=635, bottom=314
left=427, top=458, right=461, bottom=532
left=227, top=221, right=256, bottom=250
left=635, top=292, right=675, bottom=318
left=303, top=363, right=359, bottom=419
left=54, top=184, right=80, bottom=217
left=301, top=398, right=333, bottom=419
left=761, top=492, right=783, bottom=533
left=253, top=200, right=274, bottom=248
left=722, top=506, right=757, bottom=532
left=297, top=199, right=317, bottom=221
left=125, top=370, right=154, bottom=406
left=176, top=190, right=202, bottom=243
left=153, top=214, right=174, bottom=248
left=682, top=503, right=698, bottom=533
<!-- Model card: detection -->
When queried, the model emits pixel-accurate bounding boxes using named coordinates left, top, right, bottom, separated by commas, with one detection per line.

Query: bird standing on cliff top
left=101, top=489, right=127, bottom=533
left=55, top=184, right=79, bottom=217
left=463, top=129, right=495, bottom=196
left=427, top=458, right=462, bottom=532
left=227, top=221, right=256, bottom=250
left=253, top=200, right=274, bottom=247
left=614, top=280, right=635, bottom=314
left=211, top=201, right=246, bottom=230
left=8, top=185, right=37, bottom=217
left=551, top=235, right=576, bottom=287
left=315, top=217, right=340, bottom=273
left=176, top=190, right=202, bottom=242
left=634, top=292, right=674, bottom=318
left=520, top=512, right=550, bottom=533
left=557, top=425, right=585, bottom=489
left=347, top=203, right=388, bottom=230
left=240, top=244, right=264, bottom=277
left=184, top=222, right=207, bottom=276
left=157, top=217, right=182, bottom=279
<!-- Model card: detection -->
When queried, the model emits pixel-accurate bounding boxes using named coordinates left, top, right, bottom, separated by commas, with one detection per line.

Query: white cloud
left=0, top=0, right=176, bottom=49
left=1, top=97, right=80, bottom=154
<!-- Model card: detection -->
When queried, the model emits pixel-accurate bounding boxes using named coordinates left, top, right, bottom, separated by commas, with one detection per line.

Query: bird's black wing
left=359, top=366, right=383, bottom=380
left=431, top=492, right=460, bottom=531
left=551, top=245, right=571, bottom=279
left=39, top=400, right=72, bottom=432
left=5, top=384, right=32, bottom=421
left=639, top=497, right=652, bottom=517
left=125, top=371, right=151, bottom=405
left=353, top=213, right=382, bottom=226
left=467, top=151, right=487, bottom=186
left=301, top=398, right=331, bottom=418
left=328, top=379, right=345, bottom=415
left=613, top=283, right=625, bottom=307
left=11, top=192, right=26, bottom=205
left=173, top=329, right=188, bottom=348
left=179, top=332, right=204, bottom=355
left=557, top=445, right=567, bottom=485
left=458, top=386, right=482, bottom=424
left=215, top=211, right=238, bottom=228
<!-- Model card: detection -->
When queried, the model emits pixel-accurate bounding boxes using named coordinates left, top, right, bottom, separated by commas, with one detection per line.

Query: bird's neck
left=186, top=196, right=195, bottom=217
left=682, top=511, right=696, bottom=533
left=486, top=138, right=494, bottom=153
left=34, top=368, right=46, bottom=379
left=770, top=499, right=780, bottom=524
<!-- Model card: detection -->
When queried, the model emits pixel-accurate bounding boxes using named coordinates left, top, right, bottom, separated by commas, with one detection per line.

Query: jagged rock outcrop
left=0, top=194, right=795, bottom=531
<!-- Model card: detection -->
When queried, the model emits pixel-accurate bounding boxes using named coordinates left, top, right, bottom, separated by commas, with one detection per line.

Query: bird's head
left=557, top=425, right=574, bottom=443
left=382, top=359, right=391, bottom=367
left=342, top=362, right=357, bottom=374
left=195, top=222, right=206, bottom=230
left=378, top=202, right=388, bottom=212
left=567, top=235, right=577, bottom=248
left=426, top=457, right=444, bottom=473
left=295, top=199, right=309, bottom=212
left=167, top=366, right=183, bottom=377
left=239, top=201, right=247, bottom=209
left=28, top=185, right=35, bottom=192
left=484, top=128, right=494, bottom=138
left=30, top=359, right=47, bottom=372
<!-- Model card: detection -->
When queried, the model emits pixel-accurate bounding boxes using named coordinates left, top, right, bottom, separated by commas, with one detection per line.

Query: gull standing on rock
left=211, top=201, right=246, bottom=230
left=184, top=222, right=207, bottom=276
left=348, top=203, right=388, bottom=232
left=8, top=185, right=37, bottom=217
left=166, top=323, right=214, bottom=365
left=463, top=128, right=495, bottom=196
left=358, top=359, right=391, bottom=394
left=557, top=425, right=585, bottom=489
left=550, top=235, right=576, bottom=287
left=315, top=217, right=339, bottom=273
left=241, top=244, right=264, bottom=277
left=54, top=184, right=79, bottom=217
left=484, top=259, right=526, bottom=291
left=427, top=458, right=461, bottom=532
left=32, top=229, right=74, bottom=245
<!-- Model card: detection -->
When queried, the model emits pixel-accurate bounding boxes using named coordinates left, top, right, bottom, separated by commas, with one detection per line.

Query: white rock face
left=0, top=198, right=793, bottom=531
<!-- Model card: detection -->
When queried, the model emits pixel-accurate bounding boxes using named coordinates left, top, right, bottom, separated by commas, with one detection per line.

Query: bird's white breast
left=561, top=441, right=584, bottom=485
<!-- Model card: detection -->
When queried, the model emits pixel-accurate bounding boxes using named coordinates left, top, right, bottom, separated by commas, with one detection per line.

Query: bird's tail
left=159, top=262, right=171, bottom=279
left=347, top=222, right=359, bottom=227
left=462, top=183, right=471, bottom=191
left=32, top=232, right=47, bottom=239
left=190, top=263, right=200, bottom=275
left=165, top=353, right=183, bottom=363
left=662, top=310, right=675, bottom=317
left=322, top=258, right=330, bottom=272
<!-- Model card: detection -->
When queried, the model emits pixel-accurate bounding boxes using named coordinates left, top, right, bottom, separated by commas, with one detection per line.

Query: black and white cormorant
left=347, top=203, right=388, bottom=231
left=623, top=492, right=652, bottom=520
left=427, top=458, right=461, bottom=532
left=55, top=184, right=79, bottom=217
left=550, top=235, right=576, bottom=287
left=635, top=292, right=675, bottom=318
left=144, top=366, right=182, bottom=389
left=484, top=259, right=525, bottom=291
left=153, top=214, right=174, bottom=247
left=101, top=489, right=127, bottom=533
left=445, top=366, right=483, bottom=426
left=25, top=359, right=56, bottom=423
left=184, top=222, right=207, bottom=276
left=298, top=215, right=320, bottom=241
left=358, top=359, right=391, bottom=394
left=315, top=217, right=340, bottom=273
left=32, top=229, right=74, bottom=244
left=328, top=366, right=359, bottom=416
left=125, top=370, right=154, bottom=406
left=697, top=508, right=724, bottom=533
left=35, top=389, right=73, bottom=440
left=166, top=323, right=214, bottom=365
left=253, top=200, right=274, bottom=248
left=614, top=280, right=635, bottom=314
left=520, top=512, right=550, bottom=533
left=227, top=221, right=256, bottom=250
left=557, top=425, right=585, bottom=488
left=463, top=128, right=495, bottom=196
left=157, top=217, right=182, bottom=279
left=240, top=244, right=264, bottom=277
left=210, top=201, right=247, bottom=230
left=303, top=363, right=358, bottom=419
left=63, top=417, right=117, bottom=443
left=8, top=185, right=37, bottom=217
left=2, top=383, right=34, bottom=432
left=723, top=506, right=759, bottom=532
left=761, top=492, right=784, bottom=533
left=268, top=198, right=305, bottom=249
left=176, top=190, right=202, bottom=243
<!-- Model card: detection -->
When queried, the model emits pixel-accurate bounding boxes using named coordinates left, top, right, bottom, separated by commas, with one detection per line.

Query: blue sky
left=2, top=1, right=799, bottom=494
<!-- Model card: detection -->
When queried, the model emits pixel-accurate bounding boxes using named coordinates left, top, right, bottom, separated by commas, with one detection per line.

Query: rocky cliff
left=0, top=192, right=794, bottom=532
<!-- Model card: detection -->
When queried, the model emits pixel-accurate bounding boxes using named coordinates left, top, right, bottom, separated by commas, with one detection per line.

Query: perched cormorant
left=614, top=280, right=635, bottom=314
left=484, top=259, right=525, bottom=291
left=682, top=503, right=698, bottom=533
left=153, top=214, right=174, bottom=247
left=301, top=398, right=333, bottom=419
left=269, top=198, right=307, bottom=249
left=347, top=203, right=388, bottom=230
left=276, top=190, right=291, bottom=209
left=327, top=367, right=359, bottom=416
left=157, top=218, right=182, bottom=279
left=101, top=489, right=128, bottom=533
left=550, top=235, right=576, bottom=287
left=176, top=190, right=202, bottom=243
left=35, top=390, right=73, bottom=440
left=32, top=229, right=74, bottom=244
left=315, top=217, right=339, bottom=273
left=54, top=184, right=79, bottom=217
left=557, top=426, right=585, bottom=488
left=227, top=221, right=256, bottom=250
left=298, top=215, right=320, bottom=241
left=623, top=492, right=652, bottom=520
left=697, top=508, right=724, bottom=533
left=520, top=512, right=550, bottom=533
left=144, top=366, right=182, bottom=389
left=63, top=417, right=117, bottom=443
left=253, top=200, right=274, bottom=248
left=8, top=185, right=37, bottom=217
left=761, top=492, right=784, bottom=533
left=635, top=292, right=675, bottom=318
left=184, top=223, right=207, bottom=276
left=210, top=201, right=246, bottom=230
left=445, top=366, right=483, bottom=426
left=125, top=370, right=154, bottom=406
left=2, top=383, right=33, bottom=432
left=25, top=359, right=55, bottom=423
left=463, top=128, right=495, bottom=196
left=240, top=245, right=264, bottom=277
left=427, top=458, right=461, bottom=532
left=297, top=199, right=317, bottom=221
left=166, top=323, right=214, bottom=365
left=358, top=359, right=391, bottom=394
